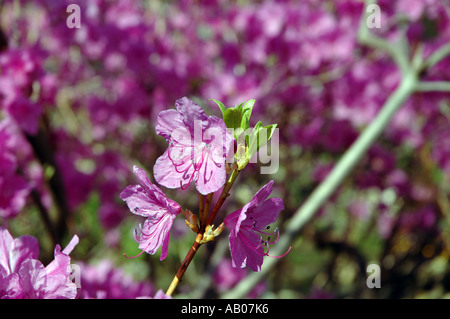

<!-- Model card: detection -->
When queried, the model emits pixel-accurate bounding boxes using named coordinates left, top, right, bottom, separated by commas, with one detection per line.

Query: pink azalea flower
left=77, top=259, right=155, bottom=299
left=42, top=236, right=80, bottom=299
left=0, top=122, right=31, bottom=219
left=0, top=227, right=79, bottom=299
left=224, top=181, right=290, bottom=272
left=153, top=97, right=234, bottom=195
left=0, top=164, right=30, bottom=219
left=120, top=165, right=181, bottom=260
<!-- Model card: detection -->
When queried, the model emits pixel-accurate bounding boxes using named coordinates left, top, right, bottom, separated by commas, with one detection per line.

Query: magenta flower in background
left=0, top=227, right=79, bottom=299
left=77, top=259, right=155, bottom=299
left=153, top=97, right=234, bottom=195
left=0, top=228, right=37, bottom=299
left=224, top=180, right=290, bottom=272
left=36, top=235, right=79, bottom=299
left=0, top=48, right=44, bottom=136
left=0, top=154, right=30, bottom=219
left=0, top=120, right=31, bottom=219
left=120, top=165, right=181, bottom=260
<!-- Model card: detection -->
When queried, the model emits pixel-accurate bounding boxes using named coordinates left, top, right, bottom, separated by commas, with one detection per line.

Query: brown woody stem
left=206, top=169, right=240, bottom=226
left=198, top=193, right=205, bottom=223
left=166, top=233, right=203, bottom=296
left=201, top=193, right=213, bottom=230
left=165, top=169, right=240, bottom=296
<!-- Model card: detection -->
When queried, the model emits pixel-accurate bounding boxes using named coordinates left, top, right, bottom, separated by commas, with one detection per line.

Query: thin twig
left=198, top=193, right=205, bottom=228
left=421, top=43, right=450, bottom=71
left=206, top=169, right=240, bottom=226
left=201, top=193, right=213, bottom=231
left=416, top=81, right=450, bottom=92
left=357, top=0, right=409, bottom=75
left=166, top=233, right=203, bottom=296
left=166, top=169, right=240, bottom=296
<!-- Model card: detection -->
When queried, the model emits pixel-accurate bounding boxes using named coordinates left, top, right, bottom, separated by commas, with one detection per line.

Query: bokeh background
left=1, top=0, right=450, bottom=299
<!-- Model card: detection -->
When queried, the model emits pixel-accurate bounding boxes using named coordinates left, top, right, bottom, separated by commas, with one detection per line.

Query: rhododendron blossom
left=77, top=259, right=155, bottom=299
left=0, top=227, right=79, bottom=299
left=153, top=97, right=234, bottom=195
left=120, top=165, right=181, bottom=260
left=224, top=180, right=290, bottom=272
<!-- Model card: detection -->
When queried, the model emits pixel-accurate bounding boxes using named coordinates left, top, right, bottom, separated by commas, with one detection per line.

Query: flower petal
left=195, top=151, right=226, bottom=195
left=121, top=166, right=181, bottom=217
left=44, top=242, right=78, bottom=299
left=153, top=150, right=195, bottom=189
left=0, top=227, right=39, bottom=275
left=229, top=229, right=263, bottom=272
left=156, top=109, right=185, bottom=140
left=246, top=198, right=284, bottom=230
left=205, top=115, right=234, bottom=160
left=248, top=180, right=274, bottom=208
left=224, top=209, right=241, bottom=231
left=137, top=213, right=175, bottom=261
left=10, top=235, right=40, bottom=273
left=0, top=272, right=22, bottom=299
left=224, top=181, right=286, bottom=272
left=0, top=227, right=14, bottom=274
left=18, top=259, right=47, bottom=299
left=175, top=97, right=208, bottom=131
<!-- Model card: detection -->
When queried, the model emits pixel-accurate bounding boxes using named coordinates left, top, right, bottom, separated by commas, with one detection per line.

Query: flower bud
left=183, top=209, right=199, bottom=233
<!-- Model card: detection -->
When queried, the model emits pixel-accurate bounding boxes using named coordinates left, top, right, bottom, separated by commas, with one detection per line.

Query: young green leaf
left=262, top=124, right=277, bottom=146
left=247, top=122, right=277, bottom=158
left=223, top=107, right=243, bottom=131
left=241, top=114, right=251, bottom=131
left=210, top=99, right=227, bottom=115
left=247, top=121, right=263, bottom=157
left=241, top=99, right=255, bottom=120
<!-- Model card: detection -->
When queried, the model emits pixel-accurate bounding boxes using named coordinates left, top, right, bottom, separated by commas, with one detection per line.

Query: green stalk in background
left=222, top=0, right=450, bottom=299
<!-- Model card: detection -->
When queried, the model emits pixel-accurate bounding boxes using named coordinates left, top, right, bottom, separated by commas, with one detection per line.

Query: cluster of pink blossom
left=0, top=0, right=449, bottom=298
left=0, top=226, right=169, bottom=299
left=0, top=227, right=78, bottom=298
left=120, top=97, right=287, bottom=274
